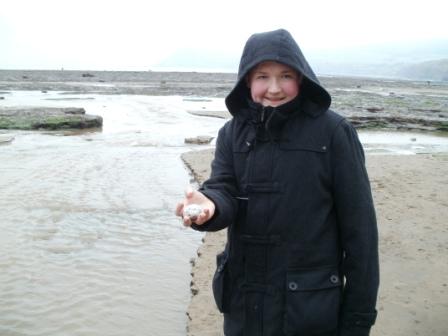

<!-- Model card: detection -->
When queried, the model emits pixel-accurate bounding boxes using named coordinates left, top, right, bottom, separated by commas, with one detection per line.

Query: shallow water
left=0, top=92, right=225, bottom=336
left=1, top=92, right=447, bottom=336
left=360, top=130, right=448, bottom=155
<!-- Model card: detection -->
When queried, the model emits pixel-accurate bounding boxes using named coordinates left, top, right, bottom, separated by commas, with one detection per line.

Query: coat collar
left=243, top=95, right=302, bottom=141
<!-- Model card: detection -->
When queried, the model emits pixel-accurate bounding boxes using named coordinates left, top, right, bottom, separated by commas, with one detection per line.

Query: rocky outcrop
left=185, top=135, right=214, bottom=145
left=0, top=107, right=102, bottom=130
left=187, top=110, right=231, bottom=119
left=347, top=115, right=448, bottom=132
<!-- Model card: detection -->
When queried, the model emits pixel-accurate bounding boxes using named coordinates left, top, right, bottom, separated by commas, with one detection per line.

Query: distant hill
left=312, top=59, right=448, bottom=82
left=397, top=59, right=448, bottom=81
left=308, top=39, right=448, bottom=81
left=156, top=39, right=448, bottom=81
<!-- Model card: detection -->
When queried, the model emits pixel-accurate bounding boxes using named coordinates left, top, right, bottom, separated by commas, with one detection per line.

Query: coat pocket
left=212, top=250, right=230, bottom=313
left=283, top=267, right=342, bottom=335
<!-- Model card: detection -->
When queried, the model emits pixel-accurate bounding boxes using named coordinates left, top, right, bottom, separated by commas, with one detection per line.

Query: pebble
left=184, top=204, right=202, bottom=220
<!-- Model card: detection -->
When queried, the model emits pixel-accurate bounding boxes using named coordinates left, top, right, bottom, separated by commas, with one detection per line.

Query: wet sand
left=182, top=150, right=448, bottom=336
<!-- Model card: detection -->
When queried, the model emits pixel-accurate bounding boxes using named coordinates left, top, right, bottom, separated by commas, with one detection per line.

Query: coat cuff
left=339, top=311, right=377, bottom=336
left=190, top=189, right=230, bottom=232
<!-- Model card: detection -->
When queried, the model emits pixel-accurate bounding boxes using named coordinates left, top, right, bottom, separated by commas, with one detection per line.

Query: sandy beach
left=182, top=149, right=448, bottom=336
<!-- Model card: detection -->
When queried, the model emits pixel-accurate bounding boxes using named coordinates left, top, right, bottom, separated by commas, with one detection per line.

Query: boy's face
left=247, top=61, right=302, bottom=107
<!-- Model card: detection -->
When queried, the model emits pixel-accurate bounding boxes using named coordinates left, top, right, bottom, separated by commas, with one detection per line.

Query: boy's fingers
left=195, top=209, right=210, bottom=225
left=203, top=208, right=210, bottom=217
left=185, top=186, right=194, bottom=199
left=175, top=202, right=184, bottom=216
left=183, top=216, right=192, bottom=227
left=195, top=213, right=204, bottom=225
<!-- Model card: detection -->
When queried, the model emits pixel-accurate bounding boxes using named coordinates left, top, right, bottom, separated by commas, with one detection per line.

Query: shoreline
left=1, top=70, right=447, bottom=132
left=182, top=149, right=448, bottom=336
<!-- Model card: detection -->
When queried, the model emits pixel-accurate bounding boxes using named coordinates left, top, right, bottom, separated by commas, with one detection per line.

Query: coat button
left=330, top=275, right=339, bottom=284
left=288, top=281, right=298, bottom=291
left=322, top=145, right=327, bottom=151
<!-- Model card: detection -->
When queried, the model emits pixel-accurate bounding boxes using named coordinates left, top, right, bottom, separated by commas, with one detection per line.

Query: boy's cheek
left=250, top=84, right=265, bottom=103
left=283, top=81, right=300, bottom=97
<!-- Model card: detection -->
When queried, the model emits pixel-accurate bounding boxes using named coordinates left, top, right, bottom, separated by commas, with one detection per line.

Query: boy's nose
left=268, top=79, right=281, bottom=93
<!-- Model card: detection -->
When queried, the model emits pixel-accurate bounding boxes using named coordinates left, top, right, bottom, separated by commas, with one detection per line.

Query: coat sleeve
left=190, top=122, right=238, bottom=232
left=330, top=120, right=380, bottom=336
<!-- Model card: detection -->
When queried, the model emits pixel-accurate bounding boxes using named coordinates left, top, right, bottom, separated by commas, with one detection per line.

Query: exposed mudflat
left=1, top=70, right=447, bottom=132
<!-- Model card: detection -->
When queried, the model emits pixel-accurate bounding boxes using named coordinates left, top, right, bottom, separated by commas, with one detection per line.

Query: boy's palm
left=175, top=187, right=215, bottom=226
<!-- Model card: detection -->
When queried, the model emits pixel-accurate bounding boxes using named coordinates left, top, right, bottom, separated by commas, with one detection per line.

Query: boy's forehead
left=251, top=61, right=297, bottom=73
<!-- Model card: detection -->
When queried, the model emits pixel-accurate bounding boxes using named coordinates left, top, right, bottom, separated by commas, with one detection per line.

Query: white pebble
left=184, top=204, right=202, bottom=219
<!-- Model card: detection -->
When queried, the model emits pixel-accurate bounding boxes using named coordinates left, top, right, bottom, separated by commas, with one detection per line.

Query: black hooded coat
left=192, top=29, right=379, bottom=336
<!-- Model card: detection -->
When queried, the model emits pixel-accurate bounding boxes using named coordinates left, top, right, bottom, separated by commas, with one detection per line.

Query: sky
left=1, top=0, right=447, bottom=71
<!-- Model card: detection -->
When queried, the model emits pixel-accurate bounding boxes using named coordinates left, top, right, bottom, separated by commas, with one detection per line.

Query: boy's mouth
left=264, top=97, right=286, bottom=106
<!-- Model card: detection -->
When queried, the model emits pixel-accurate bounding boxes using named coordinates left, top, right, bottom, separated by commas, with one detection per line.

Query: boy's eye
left=256, top=75, right=268, bottom=80
left=282, top=74, right=295, bottom=79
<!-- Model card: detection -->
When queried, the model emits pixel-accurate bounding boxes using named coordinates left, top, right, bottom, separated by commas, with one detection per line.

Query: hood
left=225, top=29, right=331, bottom=118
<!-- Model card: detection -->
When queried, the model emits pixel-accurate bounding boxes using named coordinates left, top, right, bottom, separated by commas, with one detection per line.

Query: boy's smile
left=247, top=61, right=302, bottom=107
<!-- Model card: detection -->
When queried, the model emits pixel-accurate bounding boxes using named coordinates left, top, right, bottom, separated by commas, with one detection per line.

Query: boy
left=176, top=29, right=379, bottom=336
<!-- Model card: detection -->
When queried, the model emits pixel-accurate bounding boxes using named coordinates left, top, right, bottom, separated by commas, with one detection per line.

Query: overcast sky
left=1, top=0, right=447, bottom=71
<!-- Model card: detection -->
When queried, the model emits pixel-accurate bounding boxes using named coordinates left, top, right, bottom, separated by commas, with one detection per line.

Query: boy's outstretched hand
left=175, top=186, right=215, bottom=227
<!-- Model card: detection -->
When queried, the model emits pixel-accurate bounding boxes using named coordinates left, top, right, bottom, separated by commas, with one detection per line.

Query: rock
left=184, top=135, right=214, bottom=145
left=82, top=73, right=95, bottom=78
left=183, top=98, right=213, bottom=102
left=0, top=134, right=14, bottom=144
left=61, top=107, right=86, bottom=115
left=187, top=110, right=230, bottom=119
left=190, top=286, right=199, bottom=296
left=0, top=107, right=102, bottom=130
left=366, top=107, right=384, bottom=113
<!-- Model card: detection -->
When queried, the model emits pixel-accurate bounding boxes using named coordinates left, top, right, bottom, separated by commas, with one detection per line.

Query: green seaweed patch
left=0, top=116, right=34, bottom=129
left=436, top=121, right=448, bottom=132
left=0, top=115, right=102, bottom=130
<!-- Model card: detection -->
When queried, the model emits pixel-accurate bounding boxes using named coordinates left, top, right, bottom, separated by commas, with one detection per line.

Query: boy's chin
left=262, top=100, right=286, bottom=107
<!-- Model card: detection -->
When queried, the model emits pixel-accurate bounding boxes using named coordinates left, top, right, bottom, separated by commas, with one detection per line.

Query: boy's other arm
left=331, top=120, right=380, bottom=336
